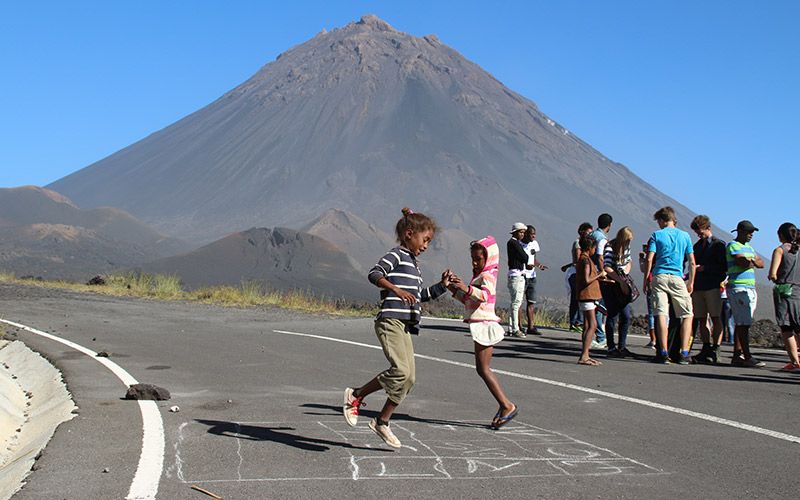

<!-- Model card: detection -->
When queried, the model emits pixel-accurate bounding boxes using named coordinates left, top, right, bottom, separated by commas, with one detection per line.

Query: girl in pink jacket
left=449, top=236, right=518, bottom=429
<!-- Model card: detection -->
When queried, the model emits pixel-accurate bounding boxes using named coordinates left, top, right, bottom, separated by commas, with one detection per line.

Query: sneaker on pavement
left=590, top=340, right=607, bottom=349
left=677, top=354, right=691, bottom=365
left=512, top=330, right=527, bottom=338
left=369, top=418, right=401, bottom=448
left=644, top=341, right=656, bottom=349
left=652, top=354, right=670, bottom=364
left=742, top=357, right=766, bottom=368
left=343, top=387, right=364, bottom=427
left=691, top=352, right=713, bottom=365
left=780, top=362, right=800, bottom=372
left=570, top=324, right=583, bottom=332
left=606, top=348, right=623, bottom=358
left=730, top=355, right=746, bottom=367
left=618, top=347, right=633, bottom=358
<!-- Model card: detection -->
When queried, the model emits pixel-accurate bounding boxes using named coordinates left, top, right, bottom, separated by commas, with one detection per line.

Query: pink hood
left=473, top=235, right=499, bottom=278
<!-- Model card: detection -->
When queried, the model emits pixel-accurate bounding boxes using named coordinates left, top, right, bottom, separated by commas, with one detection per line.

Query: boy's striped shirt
left=368, top=246, right=446, bottom=323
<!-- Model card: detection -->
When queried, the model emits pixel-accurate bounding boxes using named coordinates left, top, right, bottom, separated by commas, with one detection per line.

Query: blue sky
left=1, top=1, right=797, bottom=255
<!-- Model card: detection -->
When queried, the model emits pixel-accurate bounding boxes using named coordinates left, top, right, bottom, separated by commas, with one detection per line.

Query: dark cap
left=732, top=220, right=759, bottom=233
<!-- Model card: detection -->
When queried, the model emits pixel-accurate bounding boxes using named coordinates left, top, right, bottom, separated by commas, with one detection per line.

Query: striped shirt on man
left=726, top=241, right=757, bottom=288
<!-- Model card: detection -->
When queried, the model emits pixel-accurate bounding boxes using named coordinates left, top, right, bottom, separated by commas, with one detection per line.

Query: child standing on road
left=447, top=236, right=518, bottom=429
left=576, top=235, right=607, bottom=365
left=343, top=208, right=451, bottom=449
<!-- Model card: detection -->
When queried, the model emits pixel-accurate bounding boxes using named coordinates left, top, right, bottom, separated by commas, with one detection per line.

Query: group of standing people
left=340, top=206, right=799, bottom=449
left=565, top=207, right=800, bottom=371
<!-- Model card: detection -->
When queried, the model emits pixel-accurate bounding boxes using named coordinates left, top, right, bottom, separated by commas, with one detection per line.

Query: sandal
left=491, top=408, right=502, bottom=428
left=492, top=404, right=518, bottom=429
left=577, top=358, right=602, bottom=366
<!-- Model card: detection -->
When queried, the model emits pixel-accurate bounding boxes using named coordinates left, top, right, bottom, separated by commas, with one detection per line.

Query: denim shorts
left=728, top=287, right=757, bottom=326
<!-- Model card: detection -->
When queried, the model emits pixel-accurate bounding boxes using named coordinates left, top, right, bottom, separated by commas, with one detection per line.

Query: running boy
left=343, top=208, right=451, bottom=448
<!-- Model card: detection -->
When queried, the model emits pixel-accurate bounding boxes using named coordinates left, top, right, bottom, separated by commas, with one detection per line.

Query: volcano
left=49, top=15, right=703, bottom=299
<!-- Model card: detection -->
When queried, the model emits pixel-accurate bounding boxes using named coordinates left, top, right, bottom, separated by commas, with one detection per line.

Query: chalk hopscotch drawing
left=172, top=420, right=663, bottom=483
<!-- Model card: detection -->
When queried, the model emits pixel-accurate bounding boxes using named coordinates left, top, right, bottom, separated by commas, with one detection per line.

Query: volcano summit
left=50, top=14, right=700, bottom=295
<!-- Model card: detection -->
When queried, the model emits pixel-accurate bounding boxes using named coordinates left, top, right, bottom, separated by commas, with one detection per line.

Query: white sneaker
left=369, top=418, right=401, bottom=448
left=590, top=340, right=607, bottom=349
left=343, top=387, right=363, bottom=427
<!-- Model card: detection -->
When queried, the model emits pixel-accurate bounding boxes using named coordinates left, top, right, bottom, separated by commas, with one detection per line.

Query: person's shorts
left=692, top=288, right=723, bottom=318
left=524, top=276, right=537, bottom=304
left=728, top=287, right=757, bottom=326
left=579, top=300, right=597, bottom=312
left=774, top=286, right=800, bottom=330
left=651, top=274, right=693, bottom=318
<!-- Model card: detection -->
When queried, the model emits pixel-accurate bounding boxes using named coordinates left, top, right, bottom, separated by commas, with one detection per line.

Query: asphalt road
left=1, top=283, right=798, bottom=499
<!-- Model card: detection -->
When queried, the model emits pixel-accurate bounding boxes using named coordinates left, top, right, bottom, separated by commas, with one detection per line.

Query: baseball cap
left=732, top=220, right=759, bottom=233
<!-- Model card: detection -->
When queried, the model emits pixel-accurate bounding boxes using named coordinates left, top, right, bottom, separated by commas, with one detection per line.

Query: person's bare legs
left=782, top=328, right=800, bottom=365
left=697, top=315, right=711, bottom=345
left=680, top=316, right=694, bottom=351
left=353, top=377, right=398, bottom=422
left=474, top=343, right=514, bottom=419
left=710, top=316, right=723, bottom=346
left=579, top=310, right=597, bottom=361
left=526, top=302, right=536, bottom=333
left=735, top=325, right=753, bottom=359
left=655, top=315, right=669, bottom=354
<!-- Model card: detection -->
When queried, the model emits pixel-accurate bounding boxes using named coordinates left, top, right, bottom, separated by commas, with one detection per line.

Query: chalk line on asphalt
left=0, top=318, right=165, bottom=500
left=271, top=328, right=800, bottom=445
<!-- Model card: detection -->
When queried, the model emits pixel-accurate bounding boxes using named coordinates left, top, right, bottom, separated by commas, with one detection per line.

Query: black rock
left=125, top=383, right=171, bottom=401
left=86, top=275, right=106, bottom=286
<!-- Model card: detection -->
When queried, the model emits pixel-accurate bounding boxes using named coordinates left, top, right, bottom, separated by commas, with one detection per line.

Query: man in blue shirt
left=642, top=207, right=696, bottom=364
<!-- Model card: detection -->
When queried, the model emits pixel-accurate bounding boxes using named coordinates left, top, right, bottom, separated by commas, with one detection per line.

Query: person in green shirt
left=726, top=220, right=765, bottom=367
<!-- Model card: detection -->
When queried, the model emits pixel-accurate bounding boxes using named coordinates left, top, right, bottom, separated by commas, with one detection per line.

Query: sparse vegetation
left=0, top=270, right=376, bottom=317
left=0, top=270, right=570, bottom=327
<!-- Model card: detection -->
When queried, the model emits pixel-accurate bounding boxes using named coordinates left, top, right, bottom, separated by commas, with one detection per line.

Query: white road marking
left=0, top=318, right=165, bottom=500
left=271, top=328, right=800, bottom=445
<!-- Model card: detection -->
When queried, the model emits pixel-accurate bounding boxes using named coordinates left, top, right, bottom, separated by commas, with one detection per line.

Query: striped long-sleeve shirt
left=603, top=243, right=632, bottom=273
left=368, top=246, right=446, bottom=323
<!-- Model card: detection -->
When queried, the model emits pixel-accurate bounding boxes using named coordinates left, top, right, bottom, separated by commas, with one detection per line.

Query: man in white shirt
left=522, top=225, right=548, bottom=335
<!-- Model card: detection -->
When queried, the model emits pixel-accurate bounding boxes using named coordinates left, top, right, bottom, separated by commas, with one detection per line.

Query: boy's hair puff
left=395, top=207, right=438, bottom=244
left=654, top=206, right=677, bottom=223
left=690, top=215, right=710, bottom=231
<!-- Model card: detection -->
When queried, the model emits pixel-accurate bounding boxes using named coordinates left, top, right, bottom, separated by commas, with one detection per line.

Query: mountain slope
left=0, top=186, right=190, bottom=280
left=138, top=227, right=374, bottom=299
left=48, top=15, right=708, bottom=298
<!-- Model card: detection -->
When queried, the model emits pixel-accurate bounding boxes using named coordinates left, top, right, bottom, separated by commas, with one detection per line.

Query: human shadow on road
left=300, top=404, right=486, bottom=429
left=662, top=372, right=800, bottom=385
left=195, top=419, right=380, bottom=452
